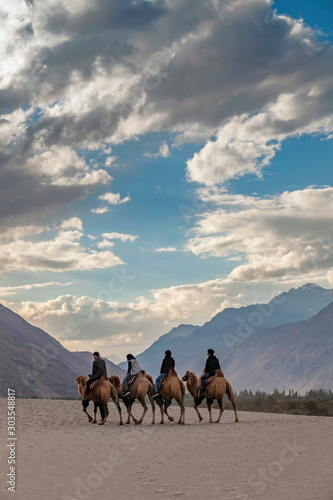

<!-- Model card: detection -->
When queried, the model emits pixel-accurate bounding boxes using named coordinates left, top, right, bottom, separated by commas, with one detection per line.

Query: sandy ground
left=1, top=399, right=333, bottom=500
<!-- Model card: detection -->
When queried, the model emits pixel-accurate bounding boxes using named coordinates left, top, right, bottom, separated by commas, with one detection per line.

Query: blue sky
left=1, top=0, right=333, bottom=360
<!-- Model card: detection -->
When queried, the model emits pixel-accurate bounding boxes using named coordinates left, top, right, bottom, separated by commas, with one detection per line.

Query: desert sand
left=1, top=398, right=332, bottom=500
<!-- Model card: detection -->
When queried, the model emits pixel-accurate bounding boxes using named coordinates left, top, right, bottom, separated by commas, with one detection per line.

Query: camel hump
left=101, top=373, right=108, bottom=380
left=169, top=367, right=178, bottom=377
left=109, top=375, right=120, bottom=387
left=140, top=369, right=146, bottom=375
left=215, top=369, right=224, bottom=378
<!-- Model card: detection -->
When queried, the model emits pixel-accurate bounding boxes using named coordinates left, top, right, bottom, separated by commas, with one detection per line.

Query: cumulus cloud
left=0, top=219, right=124, bottom=272
left=185, top=187, right=333, bottom=280
left=187, top=91, right=333, bottom=185
left=102, top=232, right=138, bottom=242
left=91, top=207, right=109, bottom=214
left=1, top=0, right=333, bottom=227
left=98, top=192, right=131, bottom=205
left=11, top=275, right=318, bottom=355
left=145, top=142, right=170, bottom=158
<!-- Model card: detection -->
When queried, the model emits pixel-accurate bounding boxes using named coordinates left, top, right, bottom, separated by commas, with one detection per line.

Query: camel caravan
left=76, top=349, right=238, bottom=426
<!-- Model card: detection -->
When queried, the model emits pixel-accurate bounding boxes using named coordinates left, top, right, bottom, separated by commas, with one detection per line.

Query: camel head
left=182, top=371, right=194, bottom=382
left=76, top=375, right=87, bottom=385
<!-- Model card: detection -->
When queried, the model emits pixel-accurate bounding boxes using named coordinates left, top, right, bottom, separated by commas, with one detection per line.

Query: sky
left=1, top=0, right=333, bottom=362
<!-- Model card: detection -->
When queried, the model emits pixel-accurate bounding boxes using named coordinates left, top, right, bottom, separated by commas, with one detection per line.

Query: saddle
left=128, top=374, right=138, bottom=386
left=90, top=379, right=100, bottom=391
left=158, top=374, right=168, bottom=390
left=204, top=375, right=214, bottom=386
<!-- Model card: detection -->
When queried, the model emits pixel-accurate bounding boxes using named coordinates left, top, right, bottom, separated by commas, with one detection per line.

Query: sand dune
left=1, top=399, right=332, bottom=500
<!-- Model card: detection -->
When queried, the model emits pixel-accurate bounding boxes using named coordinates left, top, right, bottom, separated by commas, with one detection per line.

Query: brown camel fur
left=154, top=367, right=186, bottom=425
left=76, top=374, right=123, bottom=425
left=182, top=370, right=239, bottom=423
left=109, top=371, right=155, bottom=425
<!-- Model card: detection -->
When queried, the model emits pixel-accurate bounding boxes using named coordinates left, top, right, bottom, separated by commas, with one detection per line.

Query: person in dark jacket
left=85, top=352, right=107, bottom=395
left=200, top=349, right=221, bottom=394
left=152, top=350, right=175, bottom=397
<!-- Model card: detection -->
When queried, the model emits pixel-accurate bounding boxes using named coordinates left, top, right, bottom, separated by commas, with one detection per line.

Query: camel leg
left=113, top=399, right=123, bottom=425
left=194, top=404, right=203, bottom=422
left=137, top=397, right=148, bottom=425
left=154, top=397, right=165, bottom=424
left=124, top=398, right=132, bottom=424
left=92, top=401, right=98, bottom=423
left=125, top=398, right=139, bottom=424
left=82, top=400, right=93, bottom=423
left=206, top=398, right=213, bottom=423
left=111, top=389, right=123, bottom=425
left=148, top=395, right=156, bottom=425
left=215, top=397, right=224, bottom=423
left=98, top=402, right=109, bottom=425
left=226, top=382, right=239, bottom=423
left=164, top=399, right=174, bottom=422
left=175, top=397, right=185, bottom=425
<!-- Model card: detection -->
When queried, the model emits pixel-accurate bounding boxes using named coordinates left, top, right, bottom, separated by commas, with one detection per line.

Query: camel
left=182, top=369, right=239, bottom=423
left=109, top=371, right=156, bottom=425
left=76, top=374, right=123, bottom=425
left=154, top=367, right=186, bottom=425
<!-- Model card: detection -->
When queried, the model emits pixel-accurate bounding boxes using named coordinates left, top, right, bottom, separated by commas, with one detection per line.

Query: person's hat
left=207, top=348, right=214, bottom=355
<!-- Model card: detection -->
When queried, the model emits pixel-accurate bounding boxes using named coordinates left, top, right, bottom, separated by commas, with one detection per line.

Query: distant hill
left=220, top=301, right=333, bottom=393
left=135, top=284, right=333, bottom=389
left=0, top=304, right=125, bottom=398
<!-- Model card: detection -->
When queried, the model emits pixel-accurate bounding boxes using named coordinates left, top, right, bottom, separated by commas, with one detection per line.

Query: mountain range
left=1, top=283, right=332, bottom=397
left=0, top=304, right=125, bottom=398
left=122, top=284, right=333, bottom=393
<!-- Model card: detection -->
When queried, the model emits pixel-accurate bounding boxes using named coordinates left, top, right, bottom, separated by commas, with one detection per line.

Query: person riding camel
left=152, top=349, right=175, bottom=398
left=123, top=354, right=141, bottom=397
left=85, top=351, right=107, bottom=397
left=199, top=348, right=221, bottom=395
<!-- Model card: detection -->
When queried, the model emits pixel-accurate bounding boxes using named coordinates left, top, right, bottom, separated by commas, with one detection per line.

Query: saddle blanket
left=128, top=374, right=138, bottom=385
left=204, top=375, right=214, bottom=386
left=158, top=375, right=168, bottom=390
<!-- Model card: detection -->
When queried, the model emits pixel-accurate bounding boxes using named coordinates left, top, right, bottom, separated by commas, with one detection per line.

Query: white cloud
left=98, top=193, right=131, bottom=205
left=60, top=218, right=83, bottom=231
left=12, top=274, right=327, bottom=356
left=145, top=142, right=170, bottom=158
left=187, top=91, right=333, bottom=185
left=102, top=232, right=138, bottom=243
left=0, top=281, right=73, bottom=297
left=155, top=247, right=177, bottom=252
left=185, top=187, right=333, bottom=280
left=1, top=0, right=333, bottom=224
left=0, top=225, right=45, bottom=241
left=91, top=207, right=109, bottom=214
left=0, top=220, right=124, bottom=273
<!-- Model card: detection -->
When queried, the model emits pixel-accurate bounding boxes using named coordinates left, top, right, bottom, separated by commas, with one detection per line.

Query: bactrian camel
left=153, top=367, right=186, bottom=425
left=109, top=371, right=156, bottom=425
left=76, top=373, right=123, bottom=425
left=182, top=370, right=239, bottom=423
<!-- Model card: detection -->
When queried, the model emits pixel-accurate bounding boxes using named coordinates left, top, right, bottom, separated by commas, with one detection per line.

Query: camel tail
left=180, top=380, right=185, bottom=398
left=215, top=368, right=224, bottom=378
left=226, top=380, right=235, bottom=402
left=146, top=374, right=154, bottom=387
